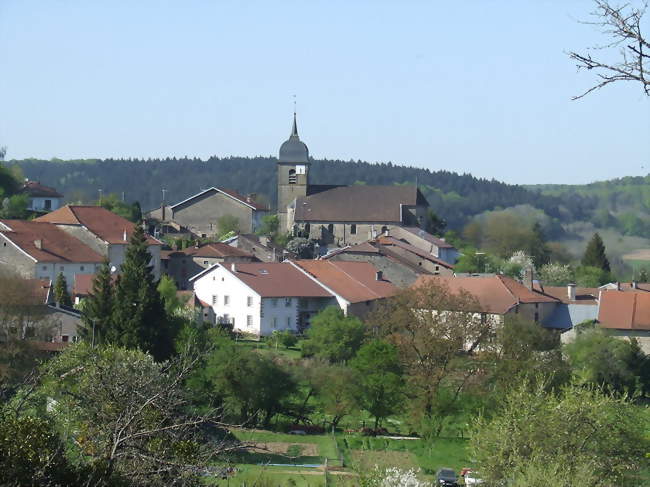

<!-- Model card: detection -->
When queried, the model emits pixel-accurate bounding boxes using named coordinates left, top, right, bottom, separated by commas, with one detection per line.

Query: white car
left=464, top=471, right=484, bottom=485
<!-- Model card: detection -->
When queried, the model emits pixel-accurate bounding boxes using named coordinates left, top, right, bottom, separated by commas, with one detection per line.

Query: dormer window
left=288, top=169, right=296, bottom=184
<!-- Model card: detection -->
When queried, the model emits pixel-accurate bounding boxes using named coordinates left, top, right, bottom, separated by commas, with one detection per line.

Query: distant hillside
left=530, top=175, right=650, bottom=239
left=8, top=156, right=573, bottom=230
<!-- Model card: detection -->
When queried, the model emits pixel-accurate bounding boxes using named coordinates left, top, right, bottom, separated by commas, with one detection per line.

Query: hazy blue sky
left=1, top=1, right=648, bottom=184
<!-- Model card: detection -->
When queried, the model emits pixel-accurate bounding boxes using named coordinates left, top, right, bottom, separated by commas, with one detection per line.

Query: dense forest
left=7, top=156, right=587, bottom=230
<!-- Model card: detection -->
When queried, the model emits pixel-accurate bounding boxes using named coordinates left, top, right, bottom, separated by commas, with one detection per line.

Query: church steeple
left=277, top=113, right=310, bottom=231
left=279, top=112, right=309, bottom=163
left=291, top=112, right=299, bottom=138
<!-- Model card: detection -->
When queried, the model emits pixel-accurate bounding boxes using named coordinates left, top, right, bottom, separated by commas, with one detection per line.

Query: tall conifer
left=53, top=273, right=72, bottom=307
left=581, top=233, right=611, bottom=272
left=112, top=225, right=174, bottom=361
left=80, top=259, right=114, bottom=345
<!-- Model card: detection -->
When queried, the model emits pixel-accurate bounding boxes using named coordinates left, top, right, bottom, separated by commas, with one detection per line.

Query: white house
left=190, top=262, right=335, bottom=336
left=20, top=181, right=64, bottom=212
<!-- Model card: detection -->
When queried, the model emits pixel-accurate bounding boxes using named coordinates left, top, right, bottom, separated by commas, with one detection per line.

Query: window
left=287, top=316, right=291, bottom=327
left=535, top=303, right=539, bottom=309
left=247, top=296, right=253, bottom=307
left=381, top=226, right=388, bottom=234
left=304, top=223, right=310, bottom=234
left=224, top=295, right=230, bottom=305
left=44, top=199, right=51, bottom=210
left=72, top=336, right=79, bottom=343
left=212, top=295, right=217, bottom=305
left=534, top=312, right=539, bottom=322
left=204, top=260, right=209, bottom=265
left=43, top=266, right=47, bottom=270
left=246, top=315, right=253, bottom=327
left=272, top=298, right=278, bottom=307
left=3, top=242, right=6, bottom=247
left=61, top=335, right=69, bottom=343
left=350, top=224, right=357, bottom=235
left=80, top=265, right=85, bottom=271
left=59, top=266, right=64, bottom=272
left=288, top=169, right=296, bottom=184
left=327, top=224, right=334, bottom=234
left=272, top=317, right=277, bottom=328
left=285, top=298, right=292, bottom=307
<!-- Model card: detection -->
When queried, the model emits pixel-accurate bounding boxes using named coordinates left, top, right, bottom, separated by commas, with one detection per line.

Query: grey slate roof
left=293, top=185, right=427, bottom=223
left=279, top=114, right=309, bottom=163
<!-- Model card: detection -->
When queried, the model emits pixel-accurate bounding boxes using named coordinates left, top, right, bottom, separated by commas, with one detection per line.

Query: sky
left=1, top=1, right=649, bottom=185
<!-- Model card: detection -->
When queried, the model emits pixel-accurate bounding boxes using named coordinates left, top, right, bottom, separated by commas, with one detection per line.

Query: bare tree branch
left=568, top=0, right=649, bottom=99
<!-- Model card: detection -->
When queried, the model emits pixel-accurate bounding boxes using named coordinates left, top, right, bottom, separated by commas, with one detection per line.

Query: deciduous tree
left=301, top=307, right=366, bottom=363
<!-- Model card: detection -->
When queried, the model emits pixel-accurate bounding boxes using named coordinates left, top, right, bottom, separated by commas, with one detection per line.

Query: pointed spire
left=291, top=111, right=299, bottom=138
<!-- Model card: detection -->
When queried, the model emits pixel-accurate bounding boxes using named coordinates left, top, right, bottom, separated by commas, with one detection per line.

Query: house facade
left=162, top=242, right=257, bottom=290
left=19, top=180, right=64, bottom=212
left=147, top=187, right=269, bottom=238
left=191, top=262, right=335, bottom=336
left=36, top=205, right=162, bottom=279
left=388, top=226, right=459, bottom=265
left=0, top=220, right=104, bottom=291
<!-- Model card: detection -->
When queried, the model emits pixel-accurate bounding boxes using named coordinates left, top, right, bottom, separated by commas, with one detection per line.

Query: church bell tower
left=277, top=113, right=310, bottom=231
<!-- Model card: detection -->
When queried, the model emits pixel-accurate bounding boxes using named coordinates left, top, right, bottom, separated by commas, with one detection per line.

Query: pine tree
left=112, top=225, right=174, bottom=361
left=80, top=259, right=114, bottom=345
left=53, top=273, right=72, bottom=307
left=581, top=233, right=611, bottom=272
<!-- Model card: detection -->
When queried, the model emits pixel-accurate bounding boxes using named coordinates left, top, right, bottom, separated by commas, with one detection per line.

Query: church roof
left=293, top=185, right=427, bottom=223
left=279, top=113, right=309, bottom=163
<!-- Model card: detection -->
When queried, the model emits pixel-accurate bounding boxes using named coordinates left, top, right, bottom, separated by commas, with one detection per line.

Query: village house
left=535, top=283, right=599, bottom=332
left=161, top=242, right=257, bottom=290
left=323, top=235, right=454, bottom=288
left=275, top=115, right=430, bottom=245
left=147, top=187, right=269, bottom=238
left=190, top=262, right=336, bottom=336
left=414, top=274, right=560, bottom=327
left=596, top=290, right=650, bottom=354
left=387, top=226, right=459, bottom=265
left=36, top=205, right=162, bottom=278
left=289, top=260, right=398, bottom=319
left=0, top=220, right=104, bottom=291
left=222, top=233, right=288, bottom=262
left=19, top=180, right=64, bottom=212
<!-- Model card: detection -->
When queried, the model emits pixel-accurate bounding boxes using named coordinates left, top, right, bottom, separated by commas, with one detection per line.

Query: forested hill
left=8, top=156, right=578, bottom=229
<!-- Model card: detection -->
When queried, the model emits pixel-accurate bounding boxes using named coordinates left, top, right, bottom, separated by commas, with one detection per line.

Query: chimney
left=567, top=283, right=576, bottom=301
left=231, top=263, right=237, bottom=272
left=34, top=239, right=42, bottom=250
left=123, top=229, right=128, bottom=242
left=161, top=205, right=166, bottom=222
left=375, top=270, right=383, bottom=281
left=522, top=267, right=533, bottom=290
left=247, top=193, right=257, bottom=203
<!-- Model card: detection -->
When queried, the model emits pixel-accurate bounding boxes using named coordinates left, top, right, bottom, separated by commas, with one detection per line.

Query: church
left=277, top=114, right=430, bottom=247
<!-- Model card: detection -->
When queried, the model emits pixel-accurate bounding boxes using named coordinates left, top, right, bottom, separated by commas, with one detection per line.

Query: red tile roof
left=0, top=220, right=104, bottom=263
left=162, top=242, right=254, bottom=260
left=292, top=260, right=398, bottom=303
left=598, top=290, right=650, bottom=330
left=25, top=278, right=52, bottom=304
left=36, top=205, right=161, bottom=245
left=413, top=275, right=558, bottom=314
left=376, top=236, right=453, bottom=268
left=223, top=262, right=332, bottom=298
left=20, top=181, right=63, bottom=198
left=538, top=285, right=599, bottom=305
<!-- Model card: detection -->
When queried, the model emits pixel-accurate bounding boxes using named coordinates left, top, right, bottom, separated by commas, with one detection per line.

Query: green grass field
left=209, top=428, right=470, bottom=486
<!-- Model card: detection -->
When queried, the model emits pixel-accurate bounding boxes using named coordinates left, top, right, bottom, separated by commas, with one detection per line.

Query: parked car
left=464, top=470, right=484, bottom=485
left=436, top=468, right=458, bottom=486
